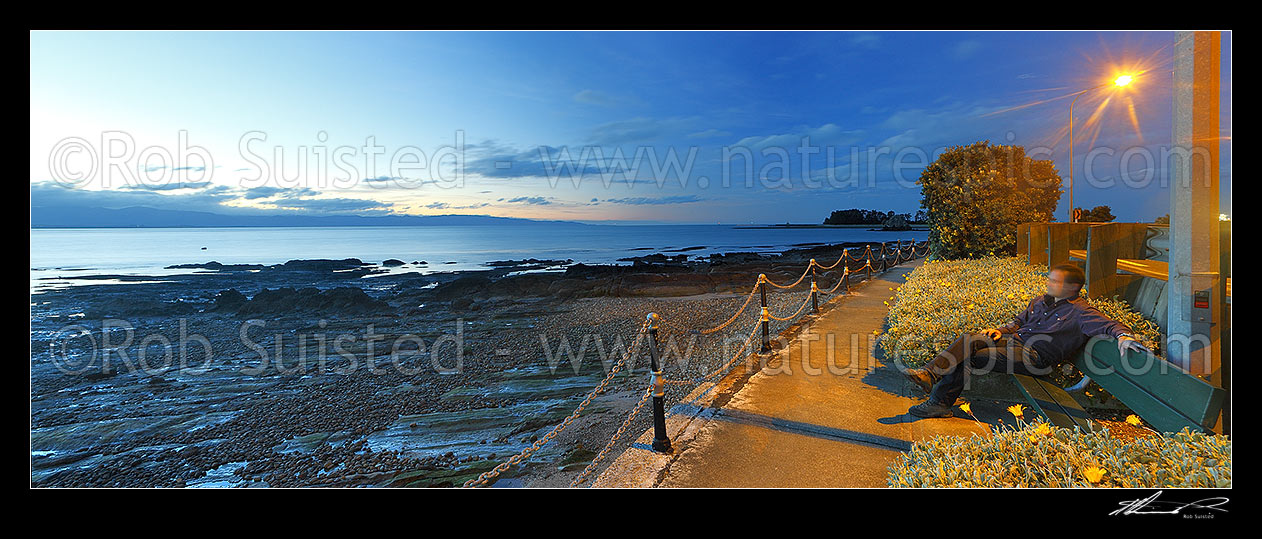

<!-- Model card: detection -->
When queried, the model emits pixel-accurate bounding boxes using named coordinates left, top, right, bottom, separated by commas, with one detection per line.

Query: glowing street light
left=1067, top=72, right=1138, bottom=222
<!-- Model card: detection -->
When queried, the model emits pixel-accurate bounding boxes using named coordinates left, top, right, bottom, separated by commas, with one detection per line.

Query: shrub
left=879, top=256, right=1163, bottom=395
left=887, top=419, right=1231, bottom=488
left=1076, top=205, right=1116, bottom=223
left=917, top=141, right=1061, bottom=259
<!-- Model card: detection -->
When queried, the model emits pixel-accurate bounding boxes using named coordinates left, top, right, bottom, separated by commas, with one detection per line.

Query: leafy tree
left=1154, top=213, right=1170, bottom=224
left=917, top=141, right=1062, bottom=259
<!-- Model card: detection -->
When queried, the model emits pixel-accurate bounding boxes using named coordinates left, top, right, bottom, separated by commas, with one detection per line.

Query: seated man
left=902, top=263, right=1150, bottom=418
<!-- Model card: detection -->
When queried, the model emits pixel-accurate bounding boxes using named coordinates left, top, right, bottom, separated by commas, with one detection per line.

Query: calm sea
left=30, top=224, right=927, bottom=290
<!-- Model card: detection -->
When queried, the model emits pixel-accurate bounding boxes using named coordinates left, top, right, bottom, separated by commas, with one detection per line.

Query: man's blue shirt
left=999, top=291, right=1132, bottom=365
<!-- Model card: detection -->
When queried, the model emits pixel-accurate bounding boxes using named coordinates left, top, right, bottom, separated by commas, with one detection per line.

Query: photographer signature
left=1110, top=491, right=1229, bottom=516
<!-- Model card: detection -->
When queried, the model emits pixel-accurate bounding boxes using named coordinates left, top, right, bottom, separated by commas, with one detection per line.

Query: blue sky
left=30, top=30, right=1231, bottom=224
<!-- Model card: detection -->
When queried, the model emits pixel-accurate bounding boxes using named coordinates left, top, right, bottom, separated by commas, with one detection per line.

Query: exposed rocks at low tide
left=31, top=240, right=896, bottom=487
left=233, top=287, right=392, bottom=316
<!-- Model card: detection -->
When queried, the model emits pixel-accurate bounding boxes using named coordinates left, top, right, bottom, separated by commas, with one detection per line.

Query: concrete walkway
left=592, top=258, right=1014, bottom=488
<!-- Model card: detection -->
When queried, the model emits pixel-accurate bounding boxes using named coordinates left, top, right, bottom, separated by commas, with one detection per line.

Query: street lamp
left=1067, top=74, right=1135, bottom=222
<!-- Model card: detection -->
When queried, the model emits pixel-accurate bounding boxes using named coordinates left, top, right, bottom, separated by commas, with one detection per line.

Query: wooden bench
left=1012, top=372, right=1096, bottom=431
left=1010, top=338, right=1226, bottom=434
left=1022, top=222, right=1230, bottom=434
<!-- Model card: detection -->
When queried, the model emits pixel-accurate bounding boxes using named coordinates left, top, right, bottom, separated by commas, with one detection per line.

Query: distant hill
left=30, top=205, right=586, bottom=228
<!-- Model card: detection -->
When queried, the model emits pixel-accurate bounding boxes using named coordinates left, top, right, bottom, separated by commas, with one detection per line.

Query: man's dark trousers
left=925, top=333, right=1053, bottom=406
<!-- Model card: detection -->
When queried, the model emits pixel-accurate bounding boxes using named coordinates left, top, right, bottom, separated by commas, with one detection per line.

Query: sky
left=29, top=30, right=1232, bottom=224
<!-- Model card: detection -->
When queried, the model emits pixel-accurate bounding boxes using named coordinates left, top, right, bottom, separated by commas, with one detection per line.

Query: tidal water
left=30, top=224, right=927, bottom=288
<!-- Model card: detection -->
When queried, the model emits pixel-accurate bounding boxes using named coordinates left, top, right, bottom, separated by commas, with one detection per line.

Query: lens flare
left=983, top=35, right=1174, bottom=152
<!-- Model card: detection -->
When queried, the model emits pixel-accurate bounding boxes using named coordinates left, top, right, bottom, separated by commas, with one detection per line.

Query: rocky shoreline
left=31, top=240, right=901, bottom=487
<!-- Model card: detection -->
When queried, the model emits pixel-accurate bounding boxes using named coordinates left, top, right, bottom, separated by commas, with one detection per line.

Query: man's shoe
left=903, top=367, right=938, bottom=395
left=909, top=400, right=954, bottom=418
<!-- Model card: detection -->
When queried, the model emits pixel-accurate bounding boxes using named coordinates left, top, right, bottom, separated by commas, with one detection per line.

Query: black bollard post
left=810, top=259, right=819, bottom=313
left=759, top=275, right=770, bottom=353
left=645, top=313, right=671, bottom=453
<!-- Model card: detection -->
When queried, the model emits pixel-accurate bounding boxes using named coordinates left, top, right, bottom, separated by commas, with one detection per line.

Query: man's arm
left=997, top=298, right=1035, bottom=334
left=1078, top=305, right=1132, bottom=340
left=1079, top=305, right=1148, bottom=354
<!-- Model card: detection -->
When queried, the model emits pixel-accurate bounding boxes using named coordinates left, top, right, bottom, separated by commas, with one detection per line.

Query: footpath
left=592, top=258, right=1013, bottom=487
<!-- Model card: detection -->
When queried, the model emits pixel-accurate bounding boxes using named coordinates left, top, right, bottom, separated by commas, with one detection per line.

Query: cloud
left=952, top=40, right=983, bottom=60
left=424, top=201, right=490, bottom=210
left=465, top=116, right=699, bottom=180
left=687, top=128, right=732, bottom=139
left=140, top=165, right=207, bottom=173
left=466, top=141, right=610, bottom=179
left=601, top=195, right=704, bottom=205
left=877, top=102, right=1007, bottom=148
left=573, top=89, right=616, bottom=106
left=849, top=32, right=882, bottom=49
left=270, top=197, right=394, bottom=214
left=30, top=181, right=394, bottom=217
left=241, top=186, right=319, bottom=199
left=31, top=181, right=237, bottom=212
left=120, top=180, right=212, bottom=191
left=586, top=117, right=667, bottom=145
left=733, top=123, right=862, bottom=150
left=504, top=196, right=553, bottom=205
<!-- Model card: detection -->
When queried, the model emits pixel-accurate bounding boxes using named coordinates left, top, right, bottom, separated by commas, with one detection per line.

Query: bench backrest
left=1074, top=339, right=1226, bottom=433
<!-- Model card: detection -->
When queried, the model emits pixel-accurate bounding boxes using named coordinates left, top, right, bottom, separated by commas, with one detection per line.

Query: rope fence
left=461, top=239, right=930, bottom=488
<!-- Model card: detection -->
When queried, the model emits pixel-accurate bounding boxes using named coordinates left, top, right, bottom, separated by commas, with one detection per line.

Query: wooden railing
left=1017, top=221, right=1231, bottom=331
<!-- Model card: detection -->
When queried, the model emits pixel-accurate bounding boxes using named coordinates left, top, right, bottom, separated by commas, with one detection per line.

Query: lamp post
left=1067, top=74, right=1134, bottom=222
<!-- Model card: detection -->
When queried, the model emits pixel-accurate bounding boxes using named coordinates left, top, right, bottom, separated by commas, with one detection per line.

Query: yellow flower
left=1033, top=423, right=1051, bottom=437
left=873, top=329, right=882, bottom=335
left=1007, top=404, right=1024, bottom=419
left=1081, top=466, right=1106, bottom=483
left=1125, top=414, right=1142, bottom=426
left=959, top=402, right=971, bottom=415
